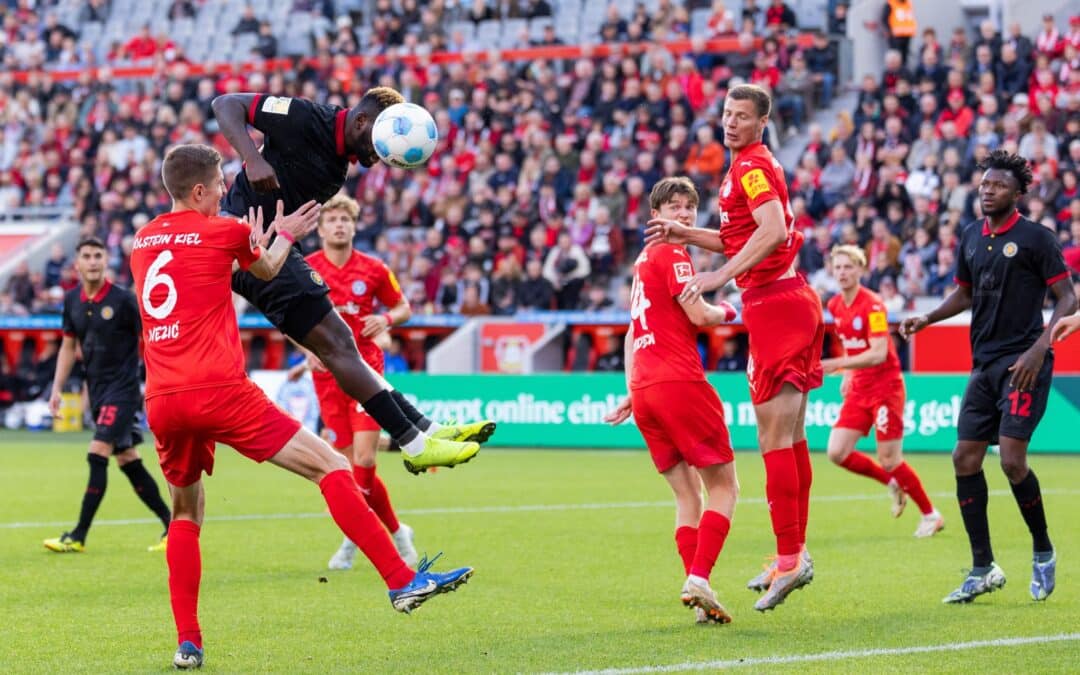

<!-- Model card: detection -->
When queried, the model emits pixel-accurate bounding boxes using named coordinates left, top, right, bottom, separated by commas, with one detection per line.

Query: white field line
left=548, top=633, right=1080, bottom=675
left=3, top=488, right=1079, bottom=531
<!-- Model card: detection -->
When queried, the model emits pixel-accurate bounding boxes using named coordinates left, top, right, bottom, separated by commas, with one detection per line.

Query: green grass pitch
left=2, top=430, right=1079, bottom=673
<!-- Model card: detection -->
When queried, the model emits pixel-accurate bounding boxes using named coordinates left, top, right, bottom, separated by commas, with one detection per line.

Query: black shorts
left=958, top=352, right=1054, bottom=444
left=90, top=399, right=143, bottom=450
left=231, top=247, right=333, bottom=342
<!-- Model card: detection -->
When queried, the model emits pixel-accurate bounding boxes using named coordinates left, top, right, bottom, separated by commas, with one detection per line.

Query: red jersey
left=305, top=249, right=403, bottom=372
left=717, top=141, right=802, bottom=288
left=628, top=243, right=705, bottom=389
left=826, top=286, right=901, bottom=391
left=130, top=210, right=261, bottom=399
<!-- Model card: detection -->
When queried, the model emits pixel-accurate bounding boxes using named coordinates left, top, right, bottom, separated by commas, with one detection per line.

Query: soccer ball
left=371, top=103, right=439, bottom=169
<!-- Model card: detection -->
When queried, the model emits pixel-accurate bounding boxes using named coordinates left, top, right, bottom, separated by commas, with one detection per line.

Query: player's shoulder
left=1016, top=216, right=1058, bottom=244
left=640, top=242, right=689, bottom=265
left=63, top=285, right=81, bottom=304
left=958, top=219, right=983, bottom=240
left=305, top=249, right=327, bottom=265
left=825, top=292, right=841, bottom=314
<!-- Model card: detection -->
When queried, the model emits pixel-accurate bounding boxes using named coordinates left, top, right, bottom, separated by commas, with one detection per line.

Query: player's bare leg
left=945, top=440, right=1007, bottom=603
left=827, top=427, right=896, bottom=510
left=752, top=385, right=813, bottom=611
left=669, top=461, right=737, bottom=624
left=876, top=439, right=943, bottom=536
left=999, top=435, right=1055, bottom=600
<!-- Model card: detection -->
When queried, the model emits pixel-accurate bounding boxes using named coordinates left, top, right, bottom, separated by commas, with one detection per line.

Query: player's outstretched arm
left=211, top=93, right=280, bottom=192
left=47, top=335, right=78, bottom=418
left=678, top=296, right=737, bottom=327
left=644, top=218, right=726, bottom=253
left=898, top=285, right=973, bottom=339
left=247, top=200, right=321, bottom=281
left=1053, top=313, right=1080, bottom=343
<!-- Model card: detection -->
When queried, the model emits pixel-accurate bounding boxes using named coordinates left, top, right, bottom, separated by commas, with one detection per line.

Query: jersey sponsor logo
left=869, top=311, right=887, bottom=333
left=673, top=262, right=693, bottom=282
left=261, top=96, right=292, bottom=115
left=1003, top=242, right=1018, bottom=258
left=852, top=316, right=863, bottom=331
left=740, top=168, right=771, bottom=200
left=739, top=161, right=753, bottom=167
left=352, top=280, right=367, bottom=296
left=632, top=331, right=656, bottom=351
left=310, top=270, right=325, bottom=286
left=842, top=336, right=868, bottom=350
left=101, top=306, right=114, bottom=320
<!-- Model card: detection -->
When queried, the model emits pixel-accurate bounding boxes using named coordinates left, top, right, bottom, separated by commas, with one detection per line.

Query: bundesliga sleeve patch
left=868, top=311, right=888, bottom=333
left=740, top=168, right=772, bottom=200
left=673, top=262, right=693, bottom=282
left=261, top=96, right=292, bottom=115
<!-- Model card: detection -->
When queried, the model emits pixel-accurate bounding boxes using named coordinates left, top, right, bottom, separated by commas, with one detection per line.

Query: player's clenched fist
left=1052, top=314, right=1080, bottom=343
left=246, top=155, right=280, bottom=193
left=898, top=314, right=929, bottom=339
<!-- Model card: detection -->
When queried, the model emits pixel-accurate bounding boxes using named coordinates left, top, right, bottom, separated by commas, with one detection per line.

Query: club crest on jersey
left=740, top=169, right=771, bottom=200
left=101, top=306, right=114, bottom=320
left=673, top=262, right=693, bottom=282
left=261, top=96, right=292, bottom=115
left=852, top=316, right=863, bottom=331
left=352, top=280, right=367, bottom=296
left=1003, top=242, right=1018, bottom=258
left=310, top=271, right=325, bottom=286
left=721, top=180, right=732, bottom=198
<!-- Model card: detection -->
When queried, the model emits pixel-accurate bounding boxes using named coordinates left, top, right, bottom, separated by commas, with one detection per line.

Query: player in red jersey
left=605, top=177, right=740, bottom=624
left=130, top=145, right=473, bottom=669
left=645, top=85, right=822, bottom=612
left=303, top=195, right=419, bottom=570
left=822, top=246, right=944, bottom=537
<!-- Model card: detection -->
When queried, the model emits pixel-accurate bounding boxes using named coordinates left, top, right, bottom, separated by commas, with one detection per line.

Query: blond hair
left=359, top=86, right=405, bottom=113
left=321, top=194, right=360, bottom=222
left=831, top=244, right=867, bottom=268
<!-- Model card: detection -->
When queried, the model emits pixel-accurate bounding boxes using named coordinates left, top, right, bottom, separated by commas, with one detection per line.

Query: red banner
left=480, top=322, right=547, bottom=373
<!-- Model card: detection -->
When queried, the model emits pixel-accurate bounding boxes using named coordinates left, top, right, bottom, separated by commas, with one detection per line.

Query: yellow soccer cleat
left=403, top=437, right=481, bottom=475
left=148, top=534, right=167, bottom=552
left=431, top=420, right=497, bottom=444
left=44, top=532, right=85, bottom=553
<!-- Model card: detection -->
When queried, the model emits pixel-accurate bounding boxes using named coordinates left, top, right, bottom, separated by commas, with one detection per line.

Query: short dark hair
left=161, top=144, right=221, bottom=201
left=649, top=176, right=700, bottom=211
left=76, top=236, right=106, bottom=253
left=727, top=83, right=772, bottom=118
left=978, top=149, right=1034, bottom=194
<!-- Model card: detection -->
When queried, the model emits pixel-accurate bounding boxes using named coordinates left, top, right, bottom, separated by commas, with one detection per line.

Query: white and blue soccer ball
left=371, top=102, right=439, bottom=169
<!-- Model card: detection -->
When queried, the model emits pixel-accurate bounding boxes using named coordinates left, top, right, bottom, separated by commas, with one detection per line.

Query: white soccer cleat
left=328, top=537, right=358, bottom=570
left=914, top=510, right=945, bottom=538
left=681, top=576, right=732, bottom=624
left=887, top=478, right=907, bottom=518
left=392, top=522, right=419, bottom=568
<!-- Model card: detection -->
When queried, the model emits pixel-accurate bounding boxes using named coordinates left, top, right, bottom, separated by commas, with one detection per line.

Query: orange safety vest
left=887, top=0, right=917, bottom=38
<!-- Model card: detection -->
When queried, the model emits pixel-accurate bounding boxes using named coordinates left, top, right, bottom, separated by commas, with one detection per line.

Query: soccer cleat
left=754, top=556, right=814, bottom=612
left=388, top=553, right=473, bottom=614
left=681, top=576, right=732, bottom=624
left=747, top=556, right=777, bottom=592
left=942, top=562, right=1007, bottom=604
left=328, top=537, right=358, bottom=570
left=1031, top=553, right=1056, bottom=601
left=402, top=437, right=480, bottom=475
left=914, top=511, right=945, bottom=538
left=431, top=420, right=497, bottom=445
left=888, top=478, right=907, bottom=518
left=172, top=640, right=204, bottom=669
left=694, top=606, right=710, bottom=624
left=43, top=532, right=84, bottom=553
left=801, top=548, right=814, bottom=584
left=392, top=523, right=419, bottom=568
left=148, top=534, right=168, bottom=553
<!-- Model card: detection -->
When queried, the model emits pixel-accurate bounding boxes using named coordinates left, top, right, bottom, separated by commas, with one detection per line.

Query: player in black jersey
left=43, top=237, right=172, bottom=553
left=901, top=151, right=1076, bottom=604
left=212, top=87, right=493, bottom=474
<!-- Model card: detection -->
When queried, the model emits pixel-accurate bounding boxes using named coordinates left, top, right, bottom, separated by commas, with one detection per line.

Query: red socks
left=793, top=439, right=812, bottom=548
left=762, top=447, right=801, bottom=566
left=167, top=519, right=202, bottom=648
left=675, top=526, right=697, bottom=575
left=890, top=461, right=934, bottom=515
left=353, top=465, right=400, bottom=533
left=319, top=470, right=413, bottom=589
left=689, top=511, right=731, bottom=580
left=840, top=451, right=891, bottom=485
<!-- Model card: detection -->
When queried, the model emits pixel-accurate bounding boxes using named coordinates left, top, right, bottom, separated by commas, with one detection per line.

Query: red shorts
left=741, top=276, right=825, bottom=405
left=630, top=380, right=734, bottom=473
left=146, top=379, right=301, bottom=487
left=313, top=372, right=380, bottom=450
left=836, top=381, right=906, bottom=441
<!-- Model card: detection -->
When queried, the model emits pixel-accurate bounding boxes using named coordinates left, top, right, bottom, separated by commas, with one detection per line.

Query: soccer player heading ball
left=822, top=245, right=944, bottom=537
left=645, top=84, right=824, bottom=612
left=211, top=87, right=494, bottom=474
left=606, top=177, right=740, bottom=625
left=901, top=149, right=1076, bottom=604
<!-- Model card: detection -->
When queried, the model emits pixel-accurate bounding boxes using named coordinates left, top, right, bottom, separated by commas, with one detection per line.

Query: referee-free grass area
left=2, top=430, right=1079, bottom=674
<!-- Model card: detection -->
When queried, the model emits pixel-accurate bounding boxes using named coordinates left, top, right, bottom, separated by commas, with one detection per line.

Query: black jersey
left=221, top=95, right=353, bottom=220
left=61, top=281, right=141, bottom=404
left=955, top=211, right=1069, bottom=368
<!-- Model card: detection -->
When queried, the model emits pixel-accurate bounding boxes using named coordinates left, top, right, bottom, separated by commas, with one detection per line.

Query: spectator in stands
left=594, top=334, right=625, bottom=372
left=43, top=244, right=68, bottom=289
left=518, top=258, right=555, bottom=310
left=926, top=245, right=956, bottom=296
left=820, top=144, right=856, bottom=209
left=5, top=262, right=34, bottom=311
left=579, top=284, right=614, bottom=312
left=384, top=336, right=410, bottom=374
left=716, top=337, right=748, bottom=372
left=881, top=0, right=917, bottom=67
left=806, top=30, right=838, bottom=106
left=765, top=0, right=797, bottom=32
left=776, top=53, right=814, bottom=135
left=255, top=21, right=278, bottom=58
left=168, top=0, right=197, bottom=21
left=543, top=231, right=591, bottom=309
left=121, top=24, right=158, bottom=61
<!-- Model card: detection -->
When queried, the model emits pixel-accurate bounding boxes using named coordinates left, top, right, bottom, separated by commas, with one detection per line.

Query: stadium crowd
left=0, top=0, right=1077, bottom=325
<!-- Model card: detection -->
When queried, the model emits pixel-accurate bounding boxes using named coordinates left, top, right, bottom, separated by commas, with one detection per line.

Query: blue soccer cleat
left=388, top=553, right=473, bottom=614
left=1031, top=552, right=1056, bottom=601
left=172, top=641, right=203, bottom=669
left=942, top=562, right=1006, bottom=604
